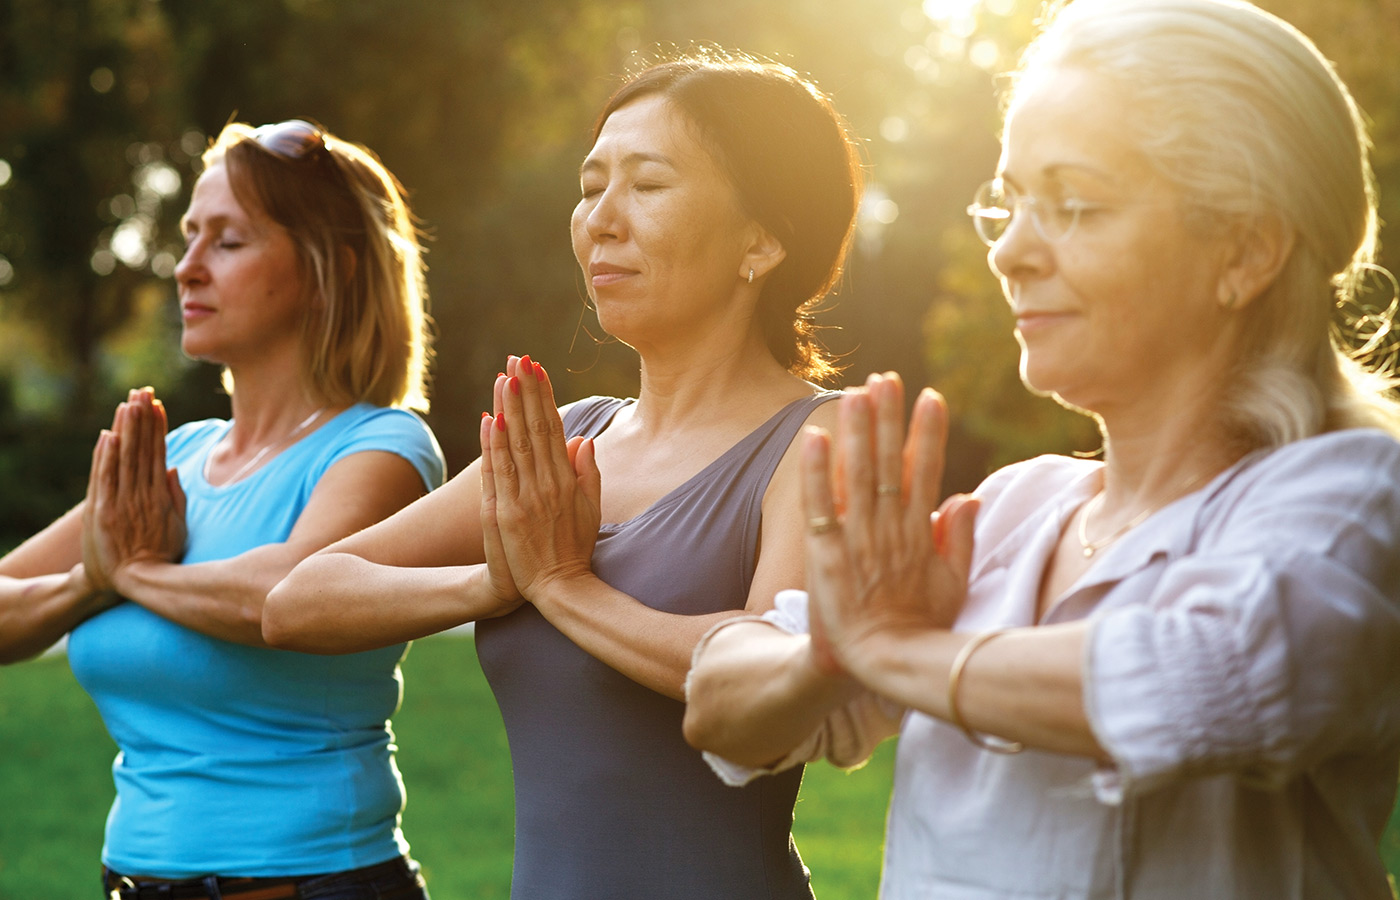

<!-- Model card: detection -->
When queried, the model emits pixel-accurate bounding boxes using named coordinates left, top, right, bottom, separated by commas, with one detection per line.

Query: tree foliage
left=1, top=0, right=1398, bottom=547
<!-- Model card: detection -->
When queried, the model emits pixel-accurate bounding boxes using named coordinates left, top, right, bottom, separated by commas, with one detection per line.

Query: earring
left=748, top=267, right=754, bottom=284
left=1222, top=290, right=1238, bottom=311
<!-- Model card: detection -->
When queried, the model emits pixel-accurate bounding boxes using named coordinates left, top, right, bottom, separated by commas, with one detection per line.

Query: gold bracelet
left=946, top=628, right=1024, bottom=755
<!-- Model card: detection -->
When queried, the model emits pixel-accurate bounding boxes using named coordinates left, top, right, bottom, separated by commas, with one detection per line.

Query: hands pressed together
left=81, top=387, right=187, bottom=600
left=801, top=372, right=979, bottom=685
left=479, top=355, right=602, bottom=609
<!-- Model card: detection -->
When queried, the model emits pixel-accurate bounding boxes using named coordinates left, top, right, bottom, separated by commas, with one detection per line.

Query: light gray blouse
left=699, top=428, right=1400, bottom=899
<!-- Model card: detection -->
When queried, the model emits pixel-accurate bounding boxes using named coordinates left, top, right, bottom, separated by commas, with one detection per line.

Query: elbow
left=681, top=665, right=724, bottom=753
left=261, top=577, right=311, bottom=651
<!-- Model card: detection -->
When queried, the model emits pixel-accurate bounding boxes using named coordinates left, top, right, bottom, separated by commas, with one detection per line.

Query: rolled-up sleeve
left=1083, top=430, right=1400, bottom=802
left=696, top=589, right=905, bottom=786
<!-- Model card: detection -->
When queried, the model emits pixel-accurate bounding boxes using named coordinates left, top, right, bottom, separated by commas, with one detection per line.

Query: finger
left=115, top=401, right=142, bottom=501
left=838, top=390, right=876, bottom=533
left=531, top=359, right=576, bottom=486
left=514, top=355, right=566, bottom=487
left=574, top=437, right=602, bottom=513
left=800, top=427, right=857, bottom=655
left=136, top=391, right=163, bottom=494
left=480, top=412, right=500, bottom=518
left=905, top=388, right=949, bottom=521
left=936, top=495, right=980, bottom=585
left=872, top=372, right=906, bottom=509
left=85, top=428, right=108, bottom=513
left=167, top=468, right=187, bottom=523
left=487, top=402, right=520, bottom=504
left=499, top=368, right=535, bottom=496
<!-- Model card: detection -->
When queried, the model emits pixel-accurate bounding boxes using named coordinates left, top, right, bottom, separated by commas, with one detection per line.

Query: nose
left=987, top=204, right=1051, bottom=283
left=174, top=241, right=205, bottom=288
left=583, top=186, right=626, bottom=243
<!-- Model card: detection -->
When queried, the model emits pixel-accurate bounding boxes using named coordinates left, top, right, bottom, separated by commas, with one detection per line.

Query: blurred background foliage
left=1, top=0, right=1398, bottom=549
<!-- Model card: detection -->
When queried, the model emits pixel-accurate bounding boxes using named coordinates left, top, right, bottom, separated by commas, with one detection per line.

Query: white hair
left=1010, top=0, right=1399, bottom=444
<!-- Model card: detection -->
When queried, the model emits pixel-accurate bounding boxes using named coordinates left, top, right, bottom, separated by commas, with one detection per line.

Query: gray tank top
left=476, top=392, right=837, bottom=900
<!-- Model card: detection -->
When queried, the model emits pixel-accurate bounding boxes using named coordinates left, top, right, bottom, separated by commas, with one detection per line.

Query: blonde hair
left=203, top=122, right=432, bottom=411
left=1010, top=0, right=1399, bottom=445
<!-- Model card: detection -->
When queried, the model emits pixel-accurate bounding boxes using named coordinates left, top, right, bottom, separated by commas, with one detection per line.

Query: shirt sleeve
left=693, top=589, right=906, bottom=787
left=318, top=407, right=446, bottom=492
left=1083, top=430, right=1400, bottom=802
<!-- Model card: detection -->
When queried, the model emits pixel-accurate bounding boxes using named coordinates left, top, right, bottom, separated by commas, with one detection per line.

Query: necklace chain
left=1076, top=473, right=1206, bottom=559
left=206, top=406, right=326, bottom=486
left=1076, top=493, right=1152, bottom=558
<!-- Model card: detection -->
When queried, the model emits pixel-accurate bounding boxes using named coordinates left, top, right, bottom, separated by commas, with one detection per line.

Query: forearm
left=0, top=567, right=112, bottom=663
left=109, top=545, right=308, bottom=647
left=264, top=553, right=512, bottom=653
left=849, top=622, right=1105, bottom=759
left=531, top=574, right=743, bottom=701
left=683, top=621, right=863, bottom=767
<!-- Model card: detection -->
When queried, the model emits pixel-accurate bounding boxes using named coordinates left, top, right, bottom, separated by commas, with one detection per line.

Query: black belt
left=103, top=857, right=411, bottom=900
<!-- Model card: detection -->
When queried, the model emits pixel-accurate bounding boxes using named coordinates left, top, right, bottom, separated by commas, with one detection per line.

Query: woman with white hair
left=683, top=1, right=1400, bottom=896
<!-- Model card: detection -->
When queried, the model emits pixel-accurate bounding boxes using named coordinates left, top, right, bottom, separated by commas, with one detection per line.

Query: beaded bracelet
left=946, top=628, right=1024, bottom=755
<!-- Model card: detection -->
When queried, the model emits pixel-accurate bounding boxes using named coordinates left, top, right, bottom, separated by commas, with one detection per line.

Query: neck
left=627, top=325, right=809, bottom=435
left=223, top=359, right=328, bottom=448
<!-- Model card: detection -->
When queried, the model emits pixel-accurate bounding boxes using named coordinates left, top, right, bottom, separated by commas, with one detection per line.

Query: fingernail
left=496, top=413, right=506, bottom=431
left=520, top=355, right=533, bottom=378
left=509, top=376, right=520, bottom=395
left=481, top=411, right=489, bottom=419
left=533, top=362, right=545, bottom=380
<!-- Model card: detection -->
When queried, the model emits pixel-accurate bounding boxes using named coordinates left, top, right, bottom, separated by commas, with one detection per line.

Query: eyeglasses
left=968, top=180, right=1102, bottom=246
left=250, top=119, right=328, bottom=160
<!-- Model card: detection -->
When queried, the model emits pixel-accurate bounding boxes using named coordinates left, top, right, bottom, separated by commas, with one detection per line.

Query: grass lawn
left=0, top=636, right=1394, bottom=899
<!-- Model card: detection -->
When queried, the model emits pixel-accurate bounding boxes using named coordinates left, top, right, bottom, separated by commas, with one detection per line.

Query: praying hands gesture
left=480, top=354, right=602, bottom=608
left=801, top=373, right=979, bottom=684
left=82, top=387, right=187, bottom=596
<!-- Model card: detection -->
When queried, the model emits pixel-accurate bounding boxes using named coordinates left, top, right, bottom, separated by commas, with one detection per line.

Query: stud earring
left=748, top=267, right=755, bottom=284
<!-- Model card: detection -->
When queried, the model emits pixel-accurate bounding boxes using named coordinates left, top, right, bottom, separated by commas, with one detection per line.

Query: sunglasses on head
left=250, top=119, right=328, bottom=160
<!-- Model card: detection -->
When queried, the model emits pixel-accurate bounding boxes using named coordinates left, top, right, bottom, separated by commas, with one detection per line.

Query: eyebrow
left=1001, top=162, right=1122, bottom=192
left=579, top=151, right=678, bottom=176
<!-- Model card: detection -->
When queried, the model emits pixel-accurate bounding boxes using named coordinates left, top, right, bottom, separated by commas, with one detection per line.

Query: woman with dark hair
left=684, top=1, right=1400, bottom=897
left=0, top=119, right=443, bottom=898
left=267, top=51, right=863, bottom=899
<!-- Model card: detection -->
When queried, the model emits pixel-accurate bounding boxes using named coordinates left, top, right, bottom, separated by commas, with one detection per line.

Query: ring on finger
left=808, top=515, right=841, bottom=535
left=876, top=484, right=900, bottom=497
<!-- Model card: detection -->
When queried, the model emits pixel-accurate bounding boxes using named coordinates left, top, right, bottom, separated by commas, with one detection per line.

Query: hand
left=82, top=388, right=187, bottom=594
left=802, top=373, right=979, bottom=681
left=481, top=355, right=602, bottom=604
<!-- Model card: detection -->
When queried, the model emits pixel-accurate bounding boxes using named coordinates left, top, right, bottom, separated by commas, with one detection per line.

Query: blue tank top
left=476, top=392, right=836, bottom=900
left=67, top=403, right=445, bottom=878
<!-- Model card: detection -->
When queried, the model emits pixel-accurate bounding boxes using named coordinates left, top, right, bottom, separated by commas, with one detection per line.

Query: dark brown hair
left=594, top=50, right=863, bottom=382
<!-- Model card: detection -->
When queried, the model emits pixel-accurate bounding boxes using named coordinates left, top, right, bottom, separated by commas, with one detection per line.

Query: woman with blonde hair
left=0, top=119, right=443, bottom=898
left=684, top=1, right=1400, bottom=896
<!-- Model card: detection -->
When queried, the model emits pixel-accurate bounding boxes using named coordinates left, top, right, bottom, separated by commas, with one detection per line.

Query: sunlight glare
left=922, top=0, right=982, bottom=23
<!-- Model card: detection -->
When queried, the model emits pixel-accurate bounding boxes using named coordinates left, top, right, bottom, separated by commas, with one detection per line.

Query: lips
left=588, top=261, right=638, bottom=288
left=181, top=300, right=215, bottom=320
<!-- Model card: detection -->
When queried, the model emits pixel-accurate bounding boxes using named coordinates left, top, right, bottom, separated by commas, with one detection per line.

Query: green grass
left=1, top=637, right=1395, bottom=899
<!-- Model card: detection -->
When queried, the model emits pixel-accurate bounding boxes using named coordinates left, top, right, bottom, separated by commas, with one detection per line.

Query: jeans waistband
left=103, top=856, right=414, bottom=900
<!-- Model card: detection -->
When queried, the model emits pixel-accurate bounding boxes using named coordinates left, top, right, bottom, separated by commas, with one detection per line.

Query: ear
left=1217, top=213, right=1296, bottom=311
left=740, top=223, right=786, bottom=284
left=339, top=244, right=359, bottom=287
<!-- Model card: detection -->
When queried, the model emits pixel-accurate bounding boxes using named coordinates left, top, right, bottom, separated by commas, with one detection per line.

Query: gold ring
left=877, top=484, right=900, bottom=496
left=807, top=515, right=840, bottom=535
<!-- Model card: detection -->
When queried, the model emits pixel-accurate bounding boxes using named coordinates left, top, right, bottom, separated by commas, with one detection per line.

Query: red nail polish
left=496, top=413, right=506, bottom=431
left=520, top=355, right=533, bottom=378
left=533, top=362, right=545, bottom=380
left=509, top=376, right=520, bottom=395
left=497, top=372, right=504, bottom=379
left=481, top=411, right=489, bottom=419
